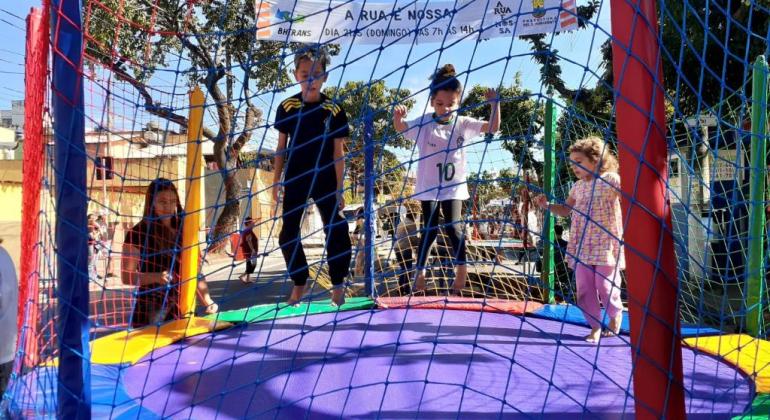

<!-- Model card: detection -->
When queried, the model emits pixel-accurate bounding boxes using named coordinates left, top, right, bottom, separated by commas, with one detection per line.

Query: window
left=669, top=157, right=680, bottom=178
left=95, top=156, right=113, bottom=180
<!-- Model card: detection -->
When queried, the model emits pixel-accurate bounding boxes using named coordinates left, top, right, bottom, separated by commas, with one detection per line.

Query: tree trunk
left=209, top=155, right=241, bottom=253
left=209, top=105, right=262, bottom=253
left=207, top=100, right=236, bottom=252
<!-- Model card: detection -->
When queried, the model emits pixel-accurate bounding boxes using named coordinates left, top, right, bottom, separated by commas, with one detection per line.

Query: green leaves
left=461, top=77, right=543, bottom=173
left=323, top=80, right=415, bottom=200
left=659, top=1, right=769, bottom=118
left=84, top=0, right=179, bottom=81
left=468, top=169, right=510, bottom=205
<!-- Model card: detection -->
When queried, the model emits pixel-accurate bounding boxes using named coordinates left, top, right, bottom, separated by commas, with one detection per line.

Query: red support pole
left=19, top=6, right=49, bottom=368
left=610, top=1, right=685, bottom=418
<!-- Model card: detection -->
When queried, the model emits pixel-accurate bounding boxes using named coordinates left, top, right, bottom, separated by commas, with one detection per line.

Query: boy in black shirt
left=273, top=48, right=351, bottom=306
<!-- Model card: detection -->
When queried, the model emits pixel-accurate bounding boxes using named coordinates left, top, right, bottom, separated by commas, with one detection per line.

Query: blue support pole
left=50, top=0, right=91, bottom=418
left=363, top=108, right=376, bottom=296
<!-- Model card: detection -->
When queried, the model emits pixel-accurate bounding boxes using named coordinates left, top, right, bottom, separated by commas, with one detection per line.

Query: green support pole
left=747, top=55, right=768, bottom=337
left=541, top=97, right=557, bottom=304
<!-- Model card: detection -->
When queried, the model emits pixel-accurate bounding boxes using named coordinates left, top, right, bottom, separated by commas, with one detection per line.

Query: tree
left=468, top=170, right=506, bottom=209
left=83, top=0, right=332, bottom=249
left=659, top=1, right=769, bottom=118
left=497, top=167, right=517, bottom=197
left=519, top=1, right=603, bottom=106
left=517, top=0, right=614, bottom=152
left=461, top=75, right=545, bottom=177
left=525, top=1, right=767, bottom=137
left=516, top=1, right=614, bottom=190
left=505, top=1, right=769, bottom=201
left=551, top=40, right=613, bottom=187
left=323, top=80, right=415, bottom=202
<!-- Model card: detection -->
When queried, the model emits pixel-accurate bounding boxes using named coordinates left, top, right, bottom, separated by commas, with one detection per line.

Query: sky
left=0, top=3, right=29, bottom=109
left=0, top=0, right=613, bottom=173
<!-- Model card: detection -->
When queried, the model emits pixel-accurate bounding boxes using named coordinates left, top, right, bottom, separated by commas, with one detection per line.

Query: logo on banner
left=256, top=2, right=274, bottom=38
left=532, top=0, right=546, bottom=18
left=559, top=0, right=577, bottom=28
left=493, top=1, right=512, bottom=15
left=276, top=8, right=305, bottom=23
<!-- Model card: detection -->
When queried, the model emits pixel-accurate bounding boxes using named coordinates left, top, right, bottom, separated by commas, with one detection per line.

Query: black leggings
left=245, top=258, right=257, bottom=275
left=416, top=200, right=466, bottom=269
left=279, top=182, right=352, bottom=286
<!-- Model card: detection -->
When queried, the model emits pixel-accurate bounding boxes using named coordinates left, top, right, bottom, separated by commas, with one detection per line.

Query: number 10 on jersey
left=436, top=162, right=455, bottom=182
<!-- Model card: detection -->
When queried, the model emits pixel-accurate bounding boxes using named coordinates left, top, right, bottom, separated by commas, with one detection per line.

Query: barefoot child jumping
left=393, top=64, right=500, bottom=295
left=272, top=48, right=351, bottom=306
left=536, top=137, right=625, bottom=342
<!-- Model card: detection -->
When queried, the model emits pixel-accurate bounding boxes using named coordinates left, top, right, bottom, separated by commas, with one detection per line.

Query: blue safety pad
left=531, top=304, right=723, bottom=338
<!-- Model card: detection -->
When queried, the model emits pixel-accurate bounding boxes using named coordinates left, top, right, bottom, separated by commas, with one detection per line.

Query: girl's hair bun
left=429, top=64, right=462, bottom=97
left=432, top=64, right=456, bottom=80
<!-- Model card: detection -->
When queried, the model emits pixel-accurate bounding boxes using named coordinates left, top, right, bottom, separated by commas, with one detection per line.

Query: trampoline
left=13, top=0, right=770, bottom=417
left=13, top=305, right=753, bottom=419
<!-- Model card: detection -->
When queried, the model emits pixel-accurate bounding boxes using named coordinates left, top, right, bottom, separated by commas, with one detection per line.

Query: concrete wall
left=0, top=150, right=192, bottom=225
left=204, top=167, right=276, bottom=239
left=0, top=160, right=22, bottom=221
left=0, top=183, right=21, bottom=222
left=0, top=126, right=15, bottom=142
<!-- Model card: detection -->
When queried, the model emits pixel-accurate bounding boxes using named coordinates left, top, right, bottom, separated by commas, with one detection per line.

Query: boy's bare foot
left=239, top=274, right=253, bottom=284
left=585, top=327, right=601, bottom=343
left=331, top=287, right=345, bottom=307
left=287, top=285, right=305, bottom=306
left=414, top=272, right=426, bottom=292
left=453, top=265, right=467, bottom=292
left=204, top=302, right=219, bottom=315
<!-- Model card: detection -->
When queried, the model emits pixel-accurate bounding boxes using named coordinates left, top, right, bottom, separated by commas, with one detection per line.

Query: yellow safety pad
left=88, top=317, right=231, bottom=365
left=684, top=334, right=770, bottom=393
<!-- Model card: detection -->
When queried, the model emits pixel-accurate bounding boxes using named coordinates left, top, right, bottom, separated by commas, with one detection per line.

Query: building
left=0, top=100, right=24, bottom=132
left=0, top=126, right=18, bottom=160
left=81, top=128, right=206, bottom=227
left=0, top=127, right=277, bottom=239
left=669, top=122, right=749, bottom=285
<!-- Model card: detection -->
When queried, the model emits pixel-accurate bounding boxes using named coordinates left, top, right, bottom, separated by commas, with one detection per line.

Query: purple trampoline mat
left=124, top=309, right=752, bottom=419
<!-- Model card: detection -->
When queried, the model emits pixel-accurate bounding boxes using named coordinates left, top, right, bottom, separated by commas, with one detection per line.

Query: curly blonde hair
left=568, top=136, right=619, bottom=174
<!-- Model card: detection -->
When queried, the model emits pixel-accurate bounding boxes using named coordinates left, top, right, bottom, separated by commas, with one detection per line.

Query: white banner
left=714, top=149, right=742, bottom=182
left=255, top=0, right=578, bottom=44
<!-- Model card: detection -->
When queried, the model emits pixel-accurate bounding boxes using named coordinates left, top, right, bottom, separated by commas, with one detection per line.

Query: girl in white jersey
left=393, top=64, right=500, bottom=294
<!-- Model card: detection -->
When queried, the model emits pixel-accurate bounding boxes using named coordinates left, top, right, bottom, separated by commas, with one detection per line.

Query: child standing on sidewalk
left=238, top=217, right=260, bottom=283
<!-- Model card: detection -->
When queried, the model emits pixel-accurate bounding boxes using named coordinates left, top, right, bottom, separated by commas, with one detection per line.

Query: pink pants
left=574, top=264, right=623, bottom=329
